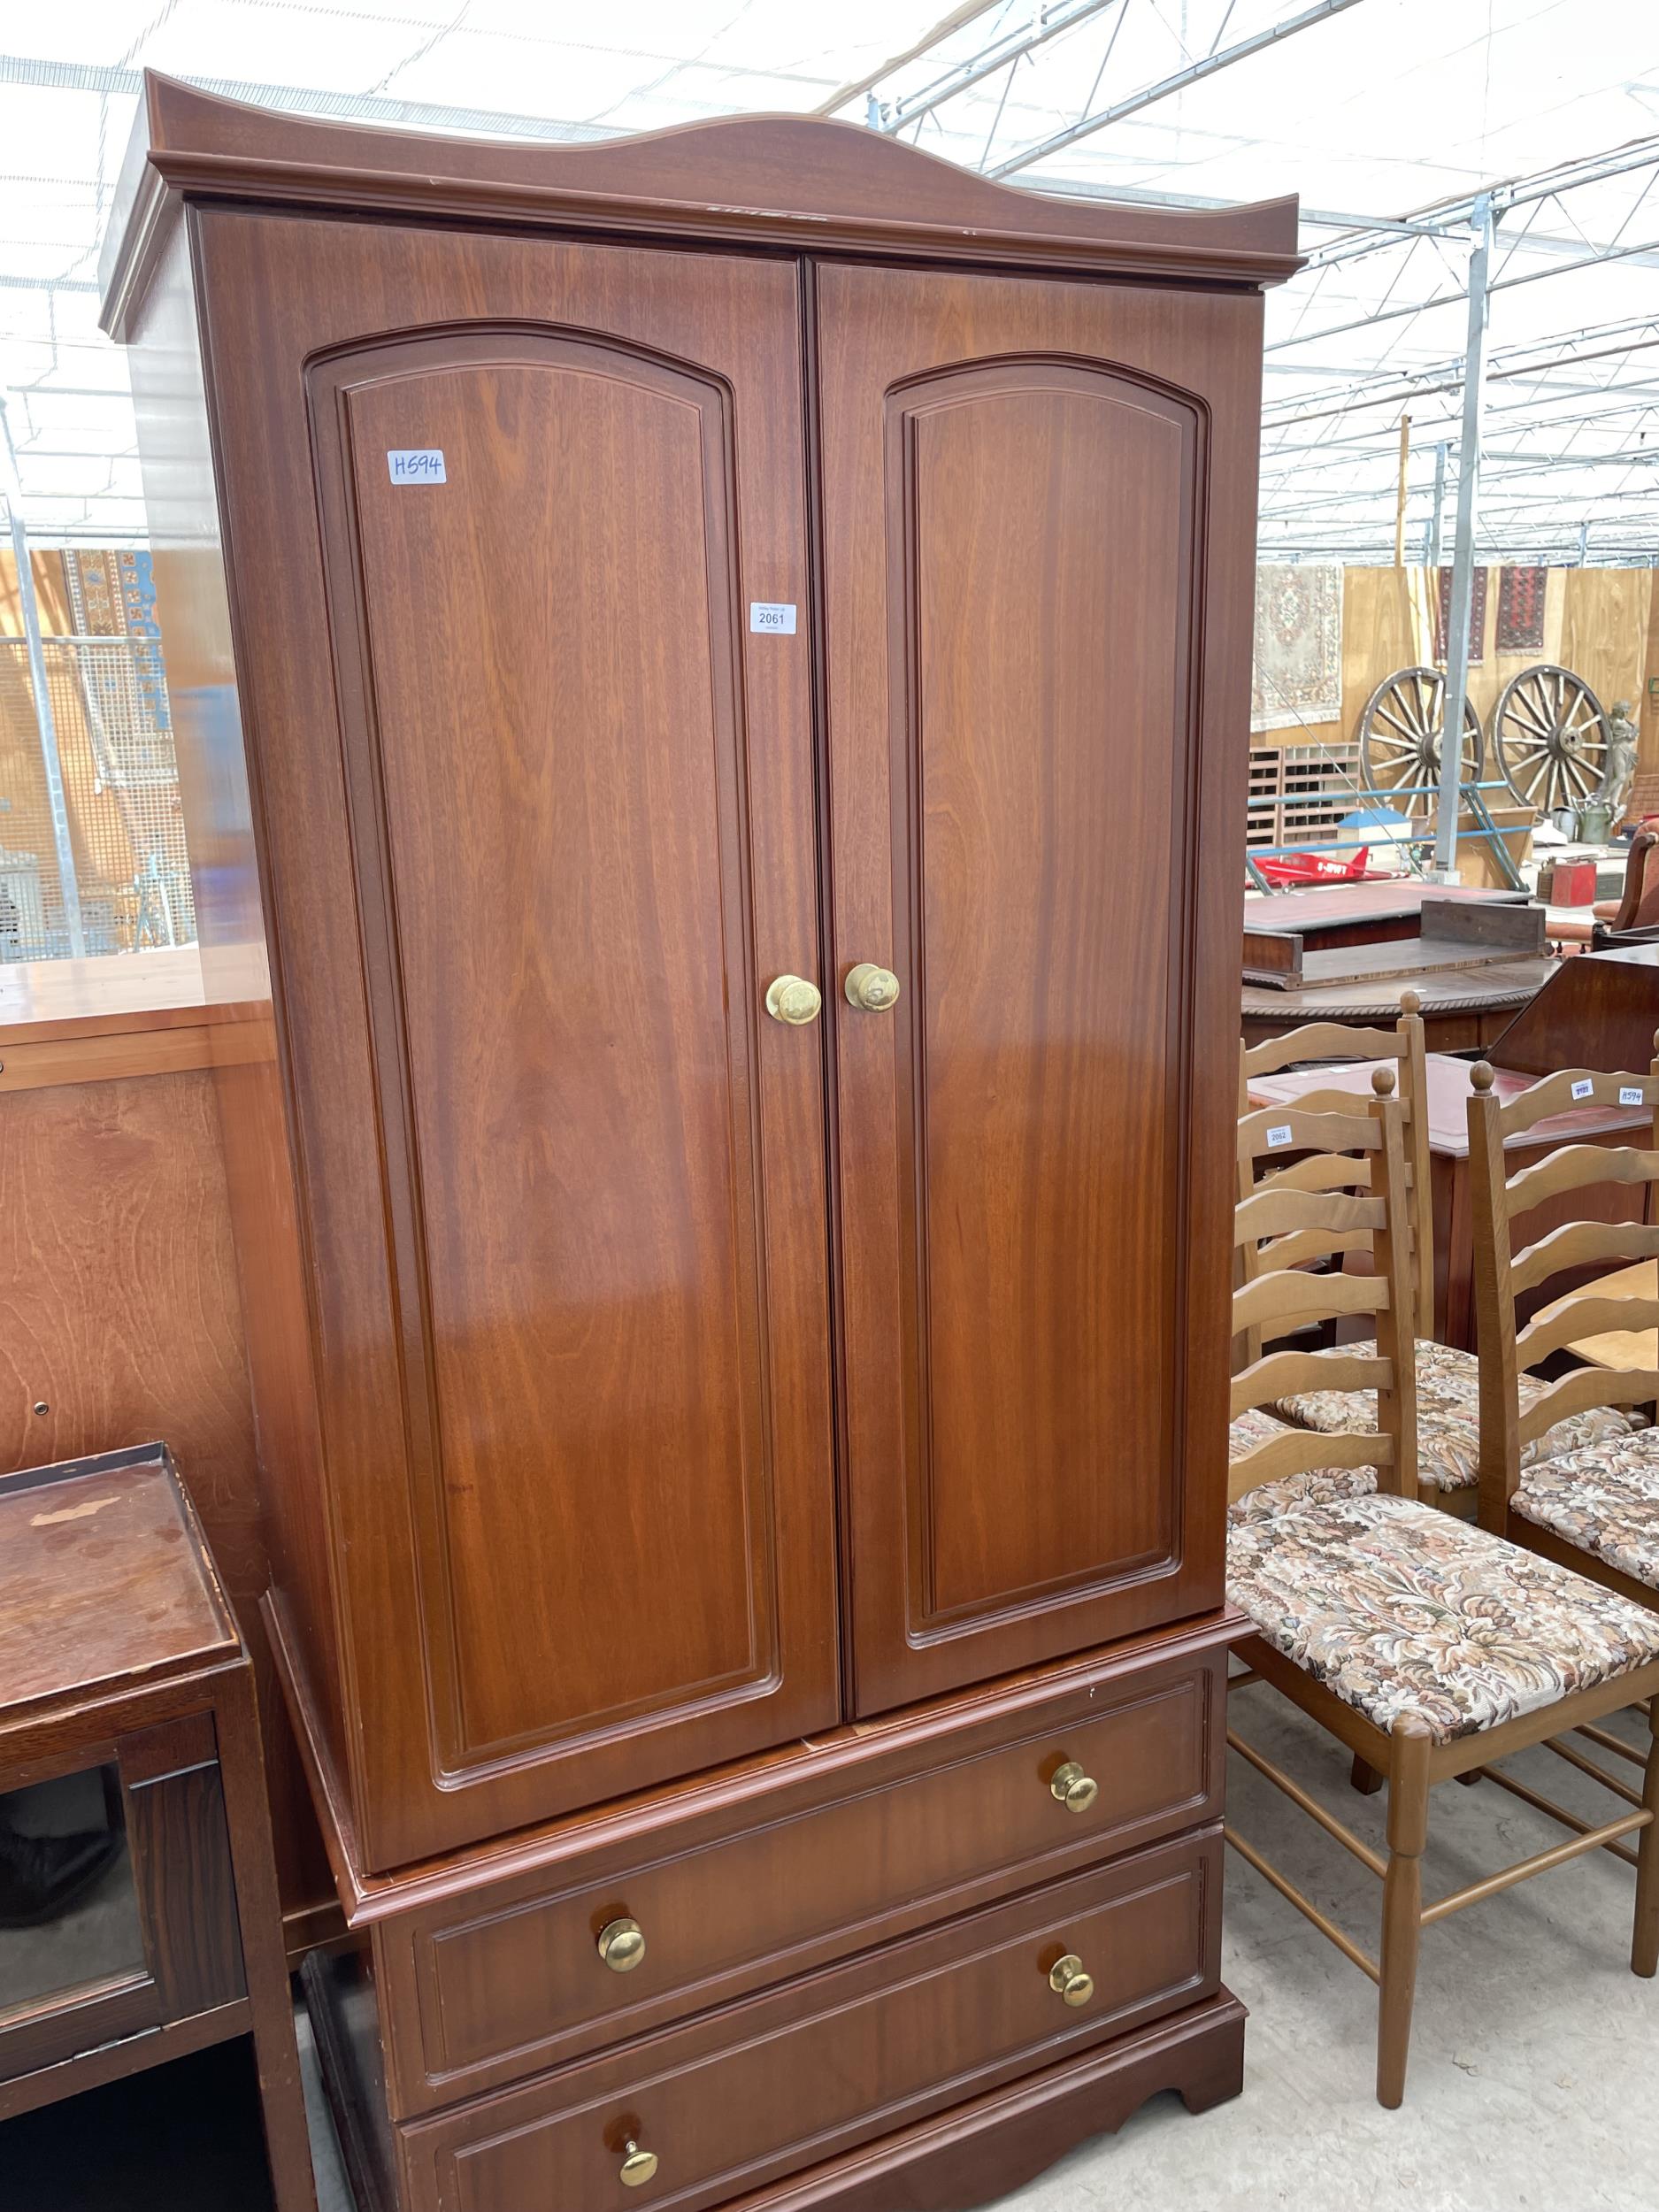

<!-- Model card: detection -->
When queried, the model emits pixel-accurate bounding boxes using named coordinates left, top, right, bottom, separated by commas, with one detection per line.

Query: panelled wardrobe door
left=191, top=211, right=839, bottom=1868
left=817, top=261, right=1260, bottom=1712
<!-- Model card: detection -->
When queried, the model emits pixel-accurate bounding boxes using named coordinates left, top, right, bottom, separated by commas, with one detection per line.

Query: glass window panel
left=0, top=1767, right=144, bottom=2016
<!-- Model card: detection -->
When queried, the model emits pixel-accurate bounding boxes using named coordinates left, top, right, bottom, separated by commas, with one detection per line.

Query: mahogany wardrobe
left=104, top=74, right=1297, bottom=2212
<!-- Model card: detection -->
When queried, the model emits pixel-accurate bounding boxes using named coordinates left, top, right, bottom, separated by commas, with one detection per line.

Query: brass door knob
left=1049, top=1954, right=1094, bottom=2008
left=765, top=974, right=822, bottom=1025
left=844, top=962, right=901, bottom=1012
left=619, top=2139, right=658, bottom=2188
left=1049, top=1761, right=1099, bottom=1814
left=597, top=1917, right=646, bottom=1973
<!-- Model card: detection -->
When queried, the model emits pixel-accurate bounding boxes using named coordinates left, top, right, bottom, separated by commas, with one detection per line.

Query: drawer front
left=394, top=1656, right=1221, bottom=2110
left=401, top=1835, right=1220, bottom=2212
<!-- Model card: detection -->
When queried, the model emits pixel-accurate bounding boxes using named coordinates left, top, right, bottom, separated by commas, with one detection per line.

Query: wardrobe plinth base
left=720, top=1990, right=1247, bottom=2212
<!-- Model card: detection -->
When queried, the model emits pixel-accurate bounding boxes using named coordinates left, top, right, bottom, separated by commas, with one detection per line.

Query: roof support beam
left=874, top=1, right=1125, bottom=133
left=985, top=0, right=1368, bottom=178
left=810, top=3, right=998, bottom=117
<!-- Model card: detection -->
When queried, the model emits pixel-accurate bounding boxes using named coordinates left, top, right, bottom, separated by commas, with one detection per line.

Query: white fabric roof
left=1, top=0, right=1655, bottom=557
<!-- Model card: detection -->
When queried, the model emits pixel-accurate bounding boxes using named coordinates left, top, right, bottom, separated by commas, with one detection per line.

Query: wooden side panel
left=818, top=263, right=1259, bottom=1709
left=0, top=1068, right=325, bottom=1911
left=124, top=211, right=337, bottom=1915
left=190, top=211, right=837, bottom=1868
left=0, top=1073, right=249, bottom=1525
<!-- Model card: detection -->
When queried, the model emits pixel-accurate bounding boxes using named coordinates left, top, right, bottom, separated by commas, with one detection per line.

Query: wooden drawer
left=383, top=1655, right=1221, bottom=2112
left=397, top=1833, right=1221, bottom=2212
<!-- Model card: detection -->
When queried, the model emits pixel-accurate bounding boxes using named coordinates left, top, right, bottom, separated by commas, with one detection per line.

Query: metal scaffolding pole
left=0, top=394, right=84, bottom=956
left=1432, top=196, right=1494, bottom=882
left=1426, top=440, right=1448, bottom=565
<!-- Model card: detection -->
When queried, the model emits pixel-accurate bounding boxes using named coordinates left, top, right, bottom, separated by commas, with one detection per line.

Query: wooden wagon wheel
left=1491, top=664, right=1608, bottom=811
left=1357, top=665, right=1482, bottom=812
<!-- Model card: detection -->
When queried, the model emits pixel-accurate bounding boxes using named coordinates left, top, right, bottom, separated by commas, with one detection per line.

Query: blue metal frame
left=1244, top=778, right=1527, bottom=894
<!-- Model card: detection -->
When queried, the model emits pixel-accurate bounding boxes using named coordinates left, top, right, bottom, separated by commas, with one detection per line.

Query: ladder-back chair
left=1468, top=1049, right=1659, bottom=1606
left=1250, top=994, right=1629, bottom=1510
left=1237, top=993, right=1432, bottom=1365
left=1228, top=1071, right=1659, bottom=2108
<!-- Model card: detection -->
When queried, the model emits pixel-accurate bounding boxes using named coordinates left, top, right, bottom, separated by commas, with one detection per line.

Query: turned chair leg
left=1634, top=1694, right=1659, bottom=1979
left=1378, top=1717, right=1432, bottom=2109
left=1349, top=1753, right=1385, bottom=1796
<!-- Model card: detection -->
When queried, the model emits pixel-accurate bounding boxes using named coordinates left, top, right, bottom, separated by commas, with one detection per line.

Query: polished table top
left=1243, top=879, right=1527, bottom=939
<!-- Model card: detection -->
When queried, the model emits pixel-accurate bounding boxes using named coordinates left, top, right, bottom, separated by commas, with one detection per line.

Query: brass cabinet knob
left=597, top=1917, right=646, bottom=1973
left=619, top=2139, right=658, bottom=2188
left=1048, top=1954, right=1094, bottom=2008
left=1049, top=1761, right=1099, bottom=1814
left=844, top=962, right=901, bottom=1012
left=765, top=974, right=822, bottom=1025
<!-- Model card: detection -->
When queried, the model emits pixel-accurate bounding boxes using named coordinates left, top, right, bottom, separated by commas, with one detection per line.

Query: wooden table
left=1242, top=957, right=1557, bottom=1056
left=1242, top=879, right=1527, bottom=953
left=0, top=1444, right=316, bottom=2209
left=1248, top=1055, right=1651, bottom=1348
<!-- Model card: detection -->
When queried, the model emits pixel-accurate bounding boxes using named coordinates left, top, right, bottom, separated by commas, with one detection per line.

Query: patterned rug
left=1251, top=565, right=1343, bottom=733
left=1433, top=565, right=1489, bottom=664
left=1497, top=565, right=1548, bottom=654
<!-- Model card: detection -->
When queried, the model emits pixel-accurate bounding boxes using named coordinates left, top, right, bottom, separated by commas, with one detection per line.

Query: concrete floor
left=300, top=1693, right=1659, bottom=2212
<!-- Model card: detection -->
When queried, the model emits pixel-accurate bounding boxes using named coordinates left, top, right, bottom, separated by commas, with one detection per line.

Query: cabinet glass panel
left=0, top=1768, right=144, bottom=2016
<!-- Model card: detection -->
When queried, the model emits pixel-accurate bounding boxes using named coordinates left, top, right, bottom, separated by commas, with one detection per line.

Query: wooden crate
left=1246, top=742, right=1364, bottom=850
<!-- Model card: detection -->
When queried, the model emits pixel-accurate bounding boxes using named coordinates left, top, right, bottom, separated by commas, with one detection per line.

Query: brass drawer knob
left=597, top=1917, right=646, bottom=1973
left=765, top=974, right=822, bottom=1025
left=1049, top=1954, right=1094, bottom=2008
left=619, top=2138, right=658, bottom=2188
left=1049, top=1761, right=1099, bottom=1814
left=844, top=962, right=901, bottom=1012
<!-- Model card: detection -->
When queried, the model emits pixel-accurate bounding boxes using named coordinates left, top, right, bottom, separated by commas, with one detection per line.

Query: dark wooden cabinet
left=0, top=1448, right=314, bottom=2210
left=104, top=73, right=1296, bottom=2211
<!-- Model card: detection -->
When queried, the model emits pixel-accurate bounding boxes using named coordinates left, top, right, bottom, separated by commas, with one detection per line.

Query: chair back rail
left=1494, top=1066, right=1659, bottom=1141
left=1520, top=1365, right=1659, bottom=1449
left=1509, top=1218, right=1659, bottom=1297
left=1504, top=1142, right=1659, bottom=1216
left=1230, top=1348, right=1390, bottom=1421
left=1515, top=1293, right=1659, bottom=1372
left=1233, top=1270, right=1389, bottom=1340
left=1241, top=1019, right=1401, bottom=1072
left=1238, top=1102, right=1379, bottom=1162
left=1467, top=1040, right=1659, bottom=1527
left=1235, top=1187, right=1386, bottom=1243
left=1259, top=1225, right=1376, bottom=1271
left=1225, top=1427, right=1394, bottom=1507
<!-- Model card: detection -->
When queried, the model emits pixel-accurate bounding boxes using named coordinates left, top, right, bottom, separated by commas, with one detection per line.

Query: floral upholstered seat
left=1513, top=1430, right=1659, bottom=1591
left=1227, top=1407, right=1376, bottom=1526
left=1226, top=1491, right=1659, bottom=1742
left=1271, top=1337, right=1632, bottom=1494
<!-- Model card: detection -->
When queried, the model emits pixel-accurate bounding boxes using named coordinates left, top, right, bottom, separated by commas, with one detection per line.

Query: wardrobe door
left=816, top=260, right=1259, bottom=1712
left=193, top=212, right=838, bottom=1867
